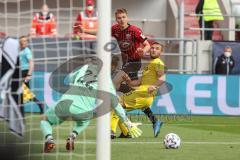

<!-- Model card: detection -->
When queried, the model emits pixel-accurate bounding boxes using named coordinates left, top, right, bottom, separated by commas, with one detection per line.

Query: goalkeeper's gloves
left=123, top=118, right=143, bottom=138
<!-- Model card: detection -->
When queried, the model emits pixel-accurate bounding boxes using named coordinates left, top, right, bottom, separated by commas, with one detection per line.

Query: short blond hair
left=151, top=42, right=164, bottom=52
left=115, top=8, right=128, bottom=17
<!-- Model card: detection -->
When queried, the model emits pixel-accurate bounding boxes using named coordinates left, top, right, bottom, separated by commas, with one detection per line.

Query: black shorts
left=122, top=60, right=141, bottom=80
left=22, top=69, right=29, bottom=87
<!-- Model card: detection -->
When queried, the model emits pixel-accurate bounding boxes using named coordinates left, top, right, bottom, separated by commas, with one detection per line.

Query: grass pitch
left=0, top=114, right=240, bottom=160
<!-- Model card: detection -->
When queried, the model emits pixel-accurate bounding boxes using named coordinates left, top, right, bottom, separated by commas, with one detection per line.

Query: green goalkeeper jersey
left=51, top=64, right=127, bottom=122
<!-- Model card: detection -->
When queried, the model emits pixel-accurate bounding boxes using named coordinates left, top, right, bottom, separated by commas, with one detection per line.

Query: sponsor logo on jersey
left=119, top=41, right=131, bottom=49
left=126, top=34, right=131, bottom=39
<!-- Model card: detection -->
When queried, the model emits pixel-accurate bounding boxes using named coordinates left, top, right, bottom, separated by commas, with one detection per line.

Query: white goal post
left=96, top=0, right=111, bottom=160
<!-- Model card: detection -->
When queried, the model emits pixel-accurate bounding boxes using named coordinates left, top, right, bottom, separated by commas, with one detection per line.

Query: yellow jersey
left=140, top=58, right=165, bottom=88
left=119, top=58, right=165, bottom=110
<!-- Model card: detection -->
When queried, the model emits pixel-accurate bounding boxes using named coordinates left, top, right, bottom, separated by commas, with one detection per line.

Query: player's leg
left=140, top=97, right=163, bottom=137
left=40, top=116, right=55, bottom=153
left=113, top=69, right=134, bottom=93
left=118, top=121, right=131, bottom=138
left=135, top=92, right=163, bottom=137
left=114, top=94, right=134, bottom=137
left=122, top=60, right=141, bottom=80
left=32, top=97, right=44, bottom=114
left=123, top=91, right=163, bottom=137
left=113, top=69, right=161, bottom=137
left=40, top=105, right=63, bottom=152
left=143, top=107, right=163, bottom=137
left=112, top=70, right=129, bottom=90
left=66, top=120, right=90, bottom=151
left=124, top=62, right=163, bottom=136
left=110, top=110, right=120, bottom=139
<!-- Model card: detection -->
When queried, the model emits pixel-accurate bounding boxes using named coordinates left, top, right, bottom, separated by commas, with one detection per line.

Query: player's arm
left=24, top=59, right=34, bottom=83
left=125, top=77, right=142, bottom=87
left=142, top=40, right=151, bottom=54
left=135, top=26, right=151, bottom=57
left=28, top=59, right=34, bottom=76
left=136, top=40, right=151, bottom=58
left=148, top=70, right=165, bottom=94
left=25, top=49, right=34, bottom=82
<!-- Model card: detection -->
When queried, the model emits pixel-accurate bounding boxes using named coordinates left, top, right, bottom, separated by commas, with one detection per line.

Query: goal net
left=0, top=0, right=111, bottom=160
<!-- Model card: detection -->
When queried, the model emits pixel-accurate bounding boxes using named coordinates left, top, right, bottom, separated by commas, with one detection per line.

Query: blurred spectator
left=73, top=0, right=97, bottom=40
left=195, top=0, right=224, bottom=40
left=214, top=46, right=235, bottom=75
left=0, top=32, right=6, bottom=38
left=232, top=3, right=240, bottom=41
left=30, top=4, right=57, bottom=37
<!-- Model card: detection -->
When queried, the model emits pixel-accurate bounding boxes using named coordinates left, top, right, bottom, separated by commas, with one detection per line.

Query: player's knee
left=115, top=70, right=126, bottom=80
left=120, top=70, right=128, bottom=78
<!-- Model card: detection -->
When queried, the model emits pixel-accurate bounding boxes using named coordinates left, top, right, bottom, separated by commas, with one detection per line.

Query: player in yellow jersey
left=111, top=42, right=165, bottom=138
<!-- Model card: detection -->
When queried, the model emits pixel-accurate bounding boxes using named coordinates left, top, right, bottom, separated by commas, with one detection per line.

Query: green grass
left=1, top=115, right=240, bottom=160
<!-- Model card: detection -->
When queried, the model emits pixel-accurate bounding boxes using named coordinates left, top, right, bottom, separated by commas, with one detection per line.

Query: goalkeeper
left=40, top=58, right=142, bottom=153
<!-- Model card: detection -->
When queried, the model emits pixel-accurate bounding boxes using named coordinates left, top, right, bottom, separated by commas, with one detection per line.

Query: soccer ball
left=163, top=133, right=181, bottom=149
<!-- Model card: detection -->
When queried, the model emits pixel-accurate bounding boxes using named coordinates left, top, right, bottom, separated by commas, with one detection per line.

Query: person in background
left=0, top=32, right=6, bottom=38
left=214, top=46, right=235, bottom=75
left=73, top=0, right=97, bottom=40
left=30, top=4, right=57, bottom=37
left=195, top=0, right=224, bottom=40
left=19, top=36, right=44, bottom=116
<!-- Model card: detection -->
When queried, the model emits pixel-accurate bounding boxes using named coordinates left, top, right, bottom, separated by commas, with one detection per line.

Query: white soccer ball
left=163, top=133, right=181, bottom=149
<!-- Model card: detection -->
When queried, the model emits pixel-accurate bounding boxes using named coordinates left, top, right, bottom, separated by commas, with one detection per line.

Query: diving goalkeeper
left=40, top=58, right=142, bottom=153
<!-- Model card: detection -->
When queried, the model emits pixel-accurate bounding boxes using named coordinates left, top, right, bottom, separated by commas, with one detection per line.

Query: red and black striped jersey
left=112, top=24, right=147, bottom=61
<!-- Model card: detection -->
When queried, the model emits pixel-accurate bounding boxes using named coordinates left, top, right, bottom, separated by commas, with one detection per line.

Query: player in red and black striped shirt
left=111, top=8, right=162, bottom=138
left=112, top=8, right=150, bottom=79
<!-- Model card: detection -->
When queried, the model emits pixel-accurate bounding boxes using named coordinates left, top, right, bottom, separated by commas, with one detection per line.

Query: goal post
left=96, top=0, right=111, bottom=160
left=0, top=0, right=113, bottom=159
